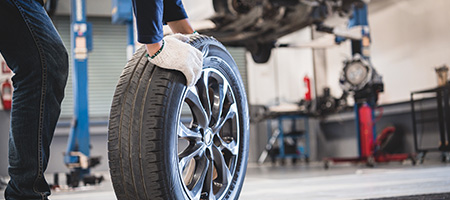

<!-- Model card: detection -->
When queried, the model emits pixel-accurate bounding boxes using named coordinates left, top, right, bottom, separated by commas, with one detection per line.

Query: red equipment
left=1, top=80, right=12, bottom=110
left=303, top=75, right=311, bottom=101
left=375, top=126, right=396, bottom=148
left=324, top=103, right=415, bottom=168
left=359, top=103, right=374, bottom=158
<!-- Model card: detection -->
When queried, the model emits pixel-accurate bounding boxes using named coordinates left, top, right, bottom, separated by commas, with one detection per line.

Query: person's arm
left=145, top=41, right=163, bottom=57
left=146, top=19, right=195, bottom=56
left=167, top=19, right=195, bottom=35
left=131, top=0, right=203, bottom=87
left=132, top=0, right=194, bottom=55
left=131, top=0, right=164, bottom=44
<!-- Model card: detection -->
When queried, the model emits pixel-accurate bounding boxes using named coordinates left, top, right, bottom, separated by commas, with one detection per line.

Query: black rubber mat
left=366, top=193, right=450, bottom=200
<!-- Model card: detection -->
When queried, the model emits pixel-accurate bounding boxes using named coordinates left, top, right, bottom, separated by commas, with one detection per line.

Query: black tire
left=108, top=35, right=249, bottom=200
left=410, top=155, right=417, bottom=166
left=323, top=160, right=330, bottom=170
left=366, top=156, right=375, bottom=168
left=292, top=158, right=297, bottom=165
left=247, top=42, right=273, bottom=64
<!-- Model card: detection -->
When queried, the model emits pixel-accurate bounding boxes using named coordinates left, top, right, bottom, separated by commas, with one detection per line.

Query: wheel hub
left=204, top=128, right=214, bottom=146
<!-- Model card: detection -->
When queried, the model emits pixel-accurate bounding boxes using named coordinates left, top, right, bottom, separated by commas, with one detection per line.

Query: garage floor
left=1, top=161, right=449, bottom=200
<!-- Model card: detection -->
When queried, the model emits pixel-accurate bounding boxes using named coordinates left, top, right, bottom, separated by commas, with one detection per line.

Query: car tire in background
left=247, top=42, right=273, bottom=64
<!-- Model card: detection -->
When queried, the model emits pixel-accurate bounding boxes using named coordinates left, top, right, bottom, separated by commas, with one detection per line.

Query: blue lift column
left=65, top=0, right=93, bottom=181
left=348, top=4, right=371, bottom=60
left=112, top=0, right=134, bottom=58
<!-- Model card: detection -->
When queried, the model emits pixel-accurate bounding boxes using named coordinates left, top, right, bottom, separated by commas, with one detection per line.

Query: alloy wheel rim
left=177, top=65, right=240, bottom=200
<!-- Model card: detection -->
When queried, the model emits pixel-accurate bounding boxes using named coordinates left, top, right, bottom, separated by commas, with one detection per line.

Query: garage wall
left=55, top=0, right=112, bottom=17
left=181, top=0, right=215, bottom=21
left=326, top=0, right=450, bottom=104
left=247, top=27, right=314, bottom=106
left=245, top=28, right=315, bottom=162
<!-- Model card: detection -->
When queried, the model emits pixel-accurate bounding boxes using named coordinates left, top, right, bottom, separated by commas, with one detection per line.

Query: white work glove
left=148, top=33, right=203, bottom=87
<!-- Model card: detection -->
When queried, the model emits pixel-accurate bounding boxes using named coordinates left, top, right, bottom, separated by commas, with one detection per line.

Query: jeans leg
left=0, top=0, right=69, bottom=199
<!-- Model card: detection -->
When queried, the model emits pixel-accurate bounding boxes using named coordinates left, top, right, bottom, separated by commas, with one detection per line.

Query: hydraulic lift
left=62, top=0, right=102, bottom=187
left=61, top=0, right=135, bottom=187
left=323, top=3, right=415, bottom=168
left=59, top=0, right=149, bottom=188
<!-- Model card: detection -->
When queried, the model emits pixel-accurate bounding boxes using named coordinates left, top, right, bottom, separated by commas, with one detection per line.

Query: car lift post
left=349, top=3, right=374, bottom=159
left=111, top=0, right=135, bottom=58
left=64, top=0, right=93, bottom=185
left=324, top=3, right=413, bottom=168
left=349, top=3, right=411, bottom=164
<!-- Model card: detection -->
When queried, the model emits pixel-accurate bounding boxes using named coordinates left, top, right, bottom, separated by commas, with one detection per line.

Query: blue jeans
left=0, top=0, right=69, bottom=199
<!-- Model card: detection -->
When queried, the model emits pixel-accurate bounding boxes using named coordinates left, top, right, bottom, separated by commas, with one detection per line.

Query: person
left=0, top=0, right=202, bottom=199
left=1, top=0, right=69, bottom=199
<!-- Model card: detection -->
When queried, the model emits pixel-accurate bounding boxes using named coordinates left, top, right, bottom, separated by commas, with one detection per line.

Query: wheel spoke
left=212, top=146, right=232, bottom=193
left=189, top=158, right=210, bottom=200
left=178, top=121, right=202, bottom=139
left=185, top=88, right=209, bottom=129
left=208, top=188, right=216, bottom=200
left=196, top=72, right=213, bottom=125
left=179, top=143, right=206, bottom=172
left=213, top=103, right=237, bottom=133
left=217, top=136, right=238, bottom=156
left=202, top=158, right=215, bottom=200
left=211, top=78, right=229, bottom=127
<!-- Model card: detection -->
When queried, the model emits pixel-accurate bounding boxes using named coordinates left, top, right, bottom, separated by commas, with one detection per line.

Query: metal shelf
left=259, top=114, right=310, bottom=165
left=411, top=84, right=450, bottom=156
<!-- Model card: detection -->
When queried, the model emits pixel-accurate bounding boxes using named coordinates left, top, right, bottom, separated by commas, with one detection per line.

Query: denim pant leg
left=0, top=0, right=69, bottom=199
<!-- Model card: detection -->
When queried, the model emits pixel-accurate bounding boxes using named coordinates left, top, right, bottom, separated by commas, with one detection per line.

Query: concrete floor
left=1, top=162, right=449, bottom=200
left=242, top=163, right=450, bottom=200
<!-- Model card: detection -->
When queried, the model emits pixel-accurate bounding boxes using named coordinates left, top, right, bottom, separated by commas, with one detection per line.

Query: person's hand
left=147, top=34, right=203, bottom=87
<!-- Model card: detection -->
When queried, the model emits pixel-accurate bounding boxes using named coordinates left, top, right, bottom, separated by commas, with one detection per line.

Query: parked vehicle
left=197, top=0, right=366, bottom=63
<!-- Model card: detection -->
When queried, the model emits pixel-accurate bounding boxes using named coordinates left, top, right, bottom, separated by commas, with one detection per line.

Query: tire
left=323, top=160, right=330, bottom=170
left=108, top=35, right=249, bottom=200
left=247, top=42, right=273, bottom=64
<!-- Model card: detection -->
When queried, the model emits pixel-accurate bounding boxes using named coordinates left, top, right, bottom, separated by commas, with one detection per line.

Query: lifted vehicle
left=199, top=0, right=367, bottom=63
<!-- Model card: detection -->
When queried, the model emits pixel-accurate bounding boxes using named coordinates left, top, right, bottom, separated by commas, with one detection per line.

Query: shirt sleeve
left=163, top=0, right=188, bottom=23
left=132, top=0, right=188, bottom=44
